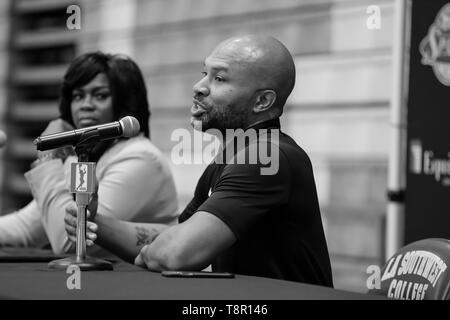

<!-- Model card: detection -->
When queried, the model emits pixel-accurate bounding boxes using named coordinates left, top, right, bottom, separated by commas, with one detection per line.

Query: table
left=0, top=248, right=383, bottom=300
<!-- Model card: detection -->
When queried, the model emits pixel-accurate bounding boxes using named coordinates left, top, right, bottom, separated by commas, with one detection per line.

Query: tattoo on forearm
left=135, top=226, right=158, bottom=247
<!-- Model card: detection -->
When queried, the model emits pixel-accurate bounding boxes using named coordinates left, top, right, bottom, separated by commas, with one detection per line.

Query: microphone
left=34, top=116, right=140, bottom=151
left=0, top=130, right=7, bottom=148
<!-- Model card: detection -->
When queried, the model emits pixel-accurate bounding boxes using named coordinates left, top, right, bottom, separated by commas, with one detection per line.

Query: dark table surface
left=0, top=248, right=383, bottom=300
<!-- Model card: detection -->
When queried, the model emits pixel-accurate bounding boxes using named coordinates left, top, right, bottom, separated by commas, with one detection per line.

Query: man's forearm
left=94, top=214, right=169, bottom=263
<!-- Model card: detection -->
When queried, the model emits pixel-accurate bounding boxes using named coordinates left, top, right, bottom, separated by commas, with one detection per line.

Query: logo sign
left=419, top=3, right=450, bottom=86
left=409, top=139, right=450, bottom=187
left=70, top=162, right=95, bottom=194
left=405, top=0, right=450, bottom=243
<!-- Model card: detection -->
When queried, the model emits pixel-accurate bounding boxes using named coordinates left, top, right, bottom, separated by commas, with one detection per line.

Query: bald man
left=64, top=35, right=333, bottom=287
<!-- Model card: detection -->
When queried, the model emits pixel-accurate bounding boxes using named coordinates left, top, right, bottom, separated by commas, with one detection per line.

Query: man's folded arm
left=92, top=214, right=170, bottom=263
left=135, top=211, right=236, bottom=271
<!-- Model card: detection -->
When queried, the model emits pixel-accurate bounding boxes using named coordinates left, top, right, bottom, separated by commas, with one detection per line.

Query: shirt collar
left=244, top=118, right=281, bottom=131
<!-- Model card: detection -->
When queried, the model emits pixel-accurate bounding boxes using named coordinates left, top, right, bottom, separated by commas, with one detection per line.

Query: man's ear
left=253, top=90, right=276, bottom=113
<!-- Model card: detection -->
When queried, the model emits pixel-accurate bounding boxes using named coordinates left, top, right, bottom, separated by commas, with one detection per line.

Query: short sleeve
left=197, top=152, right=291, bottom=240
left=178, top=164, right=218, bottom=223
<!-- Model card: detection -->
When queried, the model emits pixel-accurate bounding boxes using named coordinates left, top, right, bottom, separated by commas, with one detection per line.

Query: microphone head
left=119, top=116, right=140, bottom=138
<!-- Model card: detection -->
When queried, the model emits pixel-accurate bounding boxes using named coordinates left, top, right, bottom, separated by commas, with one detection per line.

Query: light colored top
left=0, top=136, right=179, bottom=254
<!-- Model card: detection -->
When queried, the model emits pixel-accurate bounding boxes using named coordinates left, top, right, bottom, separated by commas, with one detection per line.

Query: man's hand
left=134, top=245, right=150, bottom=268
left=64, top=203, right=98, bottom=246
left=133, top=212, right=236, bottom=272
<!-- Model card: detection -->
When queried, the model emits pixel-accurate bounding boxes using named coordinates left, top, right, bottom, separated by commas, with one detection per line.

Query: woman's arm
left=25, top=159, right=75, bottom=254
left=23, top=119, right=76, bottom=253
left=0, top=200, right=48, bottom=247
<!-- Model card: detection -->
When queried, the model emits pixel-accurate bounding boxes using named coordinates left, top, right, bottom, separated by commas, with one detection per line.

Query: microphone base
left=48, top=256, right=113, bottom=271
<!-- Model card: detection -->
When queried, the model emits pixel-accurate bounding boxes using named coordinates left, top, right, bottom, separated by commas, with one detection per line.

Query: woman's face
left=70, top=73, right=114, bottom=129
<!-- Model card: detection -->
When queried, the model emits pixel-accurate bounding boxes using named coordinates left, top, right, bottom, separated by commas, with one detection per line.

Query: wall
left=0, top=0, right=10, bottom=211
left=4, top=0, right=396, bottom=292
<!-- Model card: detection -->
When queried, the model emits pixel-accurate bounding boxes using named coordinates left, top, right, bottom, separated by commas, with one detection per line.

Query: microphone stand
left=48, top=138, right=113, bottom=271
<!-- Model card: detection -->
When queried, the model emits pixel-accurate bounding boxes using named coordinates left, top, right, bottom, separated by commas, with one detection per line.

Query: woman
left=0, top=52, right=179, bottom=255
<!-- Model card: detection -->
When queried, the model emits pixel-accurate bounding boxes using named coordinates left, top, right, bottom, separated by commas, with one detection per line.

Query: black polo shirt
left=179, top=119, right=333, bottom=287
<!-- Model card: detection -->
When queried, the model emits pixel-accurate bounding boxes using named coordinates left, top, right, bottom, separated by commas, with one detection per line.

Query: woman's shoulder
left=120, top=135, right=162, bottom=154
left=101, top=135, right=168, bottom=165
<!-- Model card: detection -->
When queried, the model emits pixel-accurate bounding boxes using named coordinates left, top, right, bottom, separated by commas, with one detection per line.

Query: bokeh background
left=0, top=0, right=395, bottom=292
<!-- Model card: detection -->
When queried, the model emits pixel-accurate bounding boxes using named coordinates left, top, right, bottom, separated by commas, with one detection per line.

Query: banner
left=405, top=0, right=450, bottom=243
